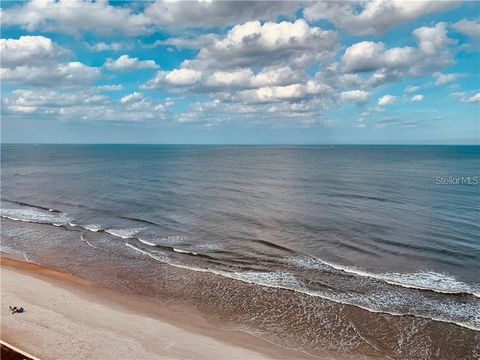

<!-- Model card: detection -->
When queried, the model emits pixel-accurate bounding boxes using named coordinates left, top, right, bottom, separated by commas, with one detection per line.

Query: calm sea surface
left=1, top=145, right=479, bottom=358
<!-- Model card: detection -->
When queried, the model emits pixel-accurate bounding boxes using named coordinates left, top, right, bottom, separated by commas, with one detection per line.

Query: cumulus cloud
left=120, top=92, right=143, bottom=104
left=189, top=19, right=337, bottom=69
left=144, top=0, right=299, bottom=29
left=465, top=93, right=480, bottom=103
left=405, top=85, right=421, bottom=93
left=97, top=84, right=124, bottom=91
left=1, top=0, right=301, bottom=36
left=413, top=22, right=452, bottom=55
left=87, top=42, right=129, bottom=52
left=2, top=1, right=472, bottom=129
left=1, top=36, right=100, bottom=87
left=2, top=88, right=170, bottom=122
left=104, top=55, right=159, bottom=71
left=177, top=95, right=332, bottom=126
left=2, top=88, right=107, bottom=115
left=0, top=0, right=151, bottom=36
left=452, top=91, right=480, bottom=103
left=203, top=66, right=302, bottom=90
left=343, top=23, right=452, bottom=73
left=434, top=72, right=461, bottom=86
left=232, top=81, right=331, bottom=104
left=146, top=65, right=300, bottom=91
left=165, top=68, right=202, bottom=86
left=144, top=68, right=203, bottom=88
left=204, top=69, right=254, bottom=89
left=1, top=61, right=100, bottom=87
left=0, top=36, right=69, bottom=67
left=143, top=18, right=338, bottom=120
left=452, top=19, right=480, bottom=38
left=377, top=95, right=396, bottom=106
left=304, top=0, right=457, bottom=35
left=340, top=90, right=370, bottom=104
left=341, top=23, right=454, bottom=86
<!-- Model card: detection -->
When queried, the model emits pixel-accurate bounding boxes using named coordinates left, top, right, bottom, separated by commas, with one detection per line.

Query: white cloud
left=192, top=19, right=337, bottom=68
left=205, top=69, right=253, bottom=89
left=452, top=91, right=480, bottom=103
left=434, top=72, right=461, bottom=86
left=2, top=88, right=107, bottom=115
left=97, top=84, right=124, bottom=91
left=411, top=94, right=424, bottom=102
left=343, top=41, right=387, bottom=72
left=342, top=41, right=418, bottom=73
left=1, top=61, right=100, bottom=86
left=340, top=90, right=370, bottom=104
left=143, top=18, right=339, bottom=123
left=1, top=0, right=301, bottom=36
left=233, top=81, right=331, bottom=104
left=377, top=95, right=396, bottom=106
left=1, top=0, right=151, bottom=36
left=413, top=22, right=452, bottom=56
left=304, top=0, right=457, bottom=35
left=452, top=19, right=480, bottom=38
left=120, top=92, right=143, bottom=104
left=1, top=36, right=100, bottom=87
left=144, top=68, right=202, bottom=88
left=2, top=88, right=169, bottom=122
left=104, top=55, right=159, bottom=71
left=166, top=68, right=202, bottom=86
left=87, top=42, right=129, bottom=52
left=203, top=66, right=301, bottom=90
left=465, top=93, right=480, bottom=103
left=341, top=23, right=454, bottom=84
left=144, top=1, right=299, bottom=29
left=0, top=36, right=69, bottom=67
left=405, top=85, right=421, bottom=93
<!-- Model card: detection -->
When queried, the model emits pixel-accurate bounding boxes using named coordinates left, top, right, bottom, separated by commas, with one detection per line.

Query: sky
left=1, top=0, right=479, bottom=144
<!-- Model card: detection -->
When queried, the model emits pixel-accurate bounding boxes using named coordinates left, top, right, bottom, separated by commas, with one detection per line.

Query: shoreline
left=0, top=254, right=318, bottom=360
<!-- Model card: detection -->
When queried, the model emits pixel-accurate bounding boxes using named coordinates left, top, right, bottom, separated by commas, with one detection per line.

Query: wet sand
left=0, top=255, right=315, bottom=360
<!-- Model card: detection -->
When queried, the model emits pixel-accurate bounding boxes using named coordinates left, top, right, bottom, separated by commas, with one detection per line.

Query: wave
left=119, top=215, right=162, bottom=227
left=136, top=235, right=185, bottom=246
left=105, top=227, right=146, bottom=239
left=247, top=238, right=296, bottom=254
left=125, top=243, right=172, bottom=264
left=82, top=224, right=102, bottom=232
left=190, top=243, right=224, bottom=252
left=307, top=257, right=480, bottom=298
left=138, top=238, right=157, bottom=246
left=1, top=198, right=61, bottom=213
left=1, top=208, right=185, bottom=250
left=125, top=244, right=480, bottom=331
left=173, top=248, right=198, bottom=256
left=1, top=208, right=70, bottom=225
left=4, top=206, right=478, bottom=301
left=3, top=204, right=478, bottom=330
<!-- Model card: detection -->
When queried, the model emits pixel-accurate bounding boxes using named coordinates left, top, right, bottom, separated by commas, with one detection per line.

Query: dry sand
left=1, top=256, right=314, bottom=360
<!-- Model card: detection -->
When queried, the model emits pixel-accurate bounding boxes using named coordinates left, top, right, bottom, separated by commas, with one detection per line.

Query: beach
left=0, top=255, right=313, bottom=360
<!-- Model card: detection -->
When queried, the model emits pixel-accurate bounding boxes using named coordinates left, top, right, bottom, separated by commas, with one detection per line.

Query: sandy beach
left=0, top=255, right=314, bottom=360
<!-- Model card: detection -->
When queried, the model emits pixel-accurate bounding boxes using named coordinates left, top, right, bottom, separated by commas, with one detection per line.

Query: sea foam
left=1, top=208, right=70, bottom=225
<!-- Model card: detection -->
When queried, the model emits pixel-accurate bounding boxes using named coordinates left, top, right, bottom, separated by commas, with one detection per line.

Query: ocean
left=1, top=144, right=479, bottom=358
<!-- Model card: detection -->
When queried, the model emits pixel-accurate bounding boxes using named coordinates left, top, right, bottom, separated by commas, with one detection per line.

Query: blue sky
left=1, top=0, right=479, bottom=144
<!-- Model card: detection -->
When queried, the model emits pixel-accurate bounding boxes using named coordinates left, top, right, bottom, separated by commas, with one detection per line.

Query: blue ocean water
left=1, top=145, right=479, bottom=357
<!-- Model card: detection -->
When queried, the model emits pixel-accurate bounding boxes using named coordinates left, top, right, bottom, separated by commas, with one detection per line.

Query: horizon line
left=1, top=143, right=479, bottom=146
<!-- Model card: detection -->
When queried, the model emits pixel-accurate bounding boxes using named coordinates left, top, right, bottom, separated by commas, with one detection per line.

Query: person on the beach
left=9, top=306, right=24, bottom=314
